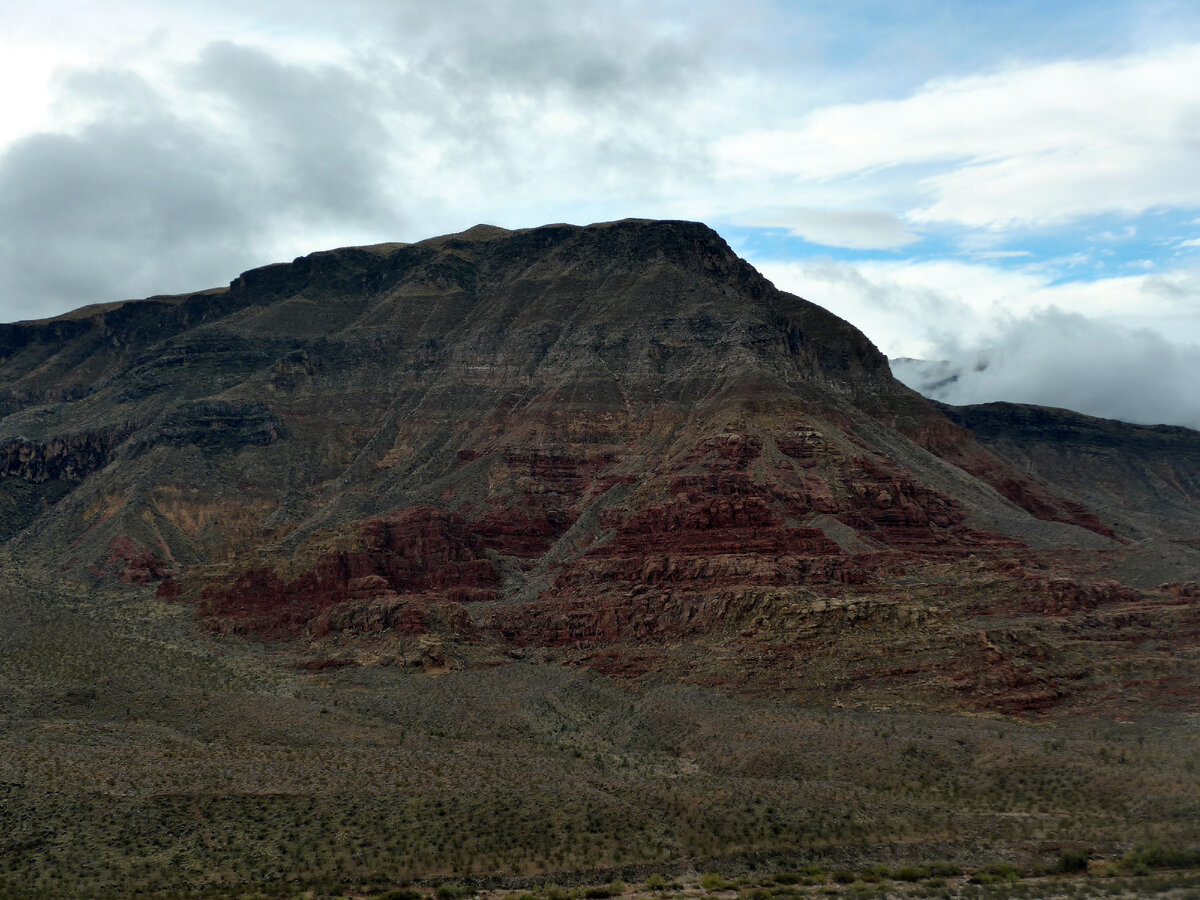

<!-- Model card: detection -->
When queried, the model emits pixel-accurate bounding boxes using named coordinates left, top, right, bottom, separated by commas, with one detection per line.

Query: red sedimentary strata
left=199, top=506, right=498, bottom=639
left=957, top=575, right=1142, bottom=617
left=96, top=536, right=174, bottom=585
left=488, top=429, right=1019, bottom=647
left=469, top=450, right=623, bottom=558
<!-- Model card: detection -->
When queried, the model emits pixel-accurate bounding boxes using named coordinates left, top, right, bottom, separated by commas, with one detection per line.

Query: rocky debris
left=904, top=419, right=1115, bottom=538
left=94, top=536, right=174, bottom=585
left=1159, top=581, right=1200, bottom=598
left=939, top=402, right=1200, bottom=542
left=155, top=577, right=182, bottom=599
left=1021, top=577, right=1140, bottom=615
left=309, top=597, right=475, bottom=641
left=0, top=430, right=118, bottom=482
left=490, top=587, right=774, bottom=645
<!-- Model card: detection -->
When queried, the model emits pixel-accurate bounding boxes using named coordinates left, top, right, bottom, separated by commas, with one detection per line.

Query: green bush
left=380, top=891, right=422, bottom=900
left=1122, top=842, right=1200, bottom=872
left=927, top=863, right=963, bottom=877
left=860, top=864, right=891, bottom=883
left=645, top=874, right=667, bottom=892
left=969, top=863, right=1020, bottom=885
left=583, top=882, right=623, bottom=899
left=701, top=872, right=728, bottom=892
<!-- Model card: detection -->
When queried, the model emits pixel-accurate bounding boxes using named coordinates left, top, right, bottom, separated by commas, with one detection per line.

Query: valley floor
left=1, top=567, right=1198, bottom=898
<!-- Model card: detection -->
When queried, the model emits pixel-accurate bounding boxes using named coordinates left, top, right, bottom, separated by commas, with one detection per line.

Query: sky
left=4, top=1, right=1200, bottom=427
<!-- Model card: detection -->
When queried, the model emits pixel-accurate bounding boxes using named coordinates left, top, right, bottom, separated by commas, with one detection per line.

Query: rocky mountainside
left=2, top=219, right=1199, bottom=716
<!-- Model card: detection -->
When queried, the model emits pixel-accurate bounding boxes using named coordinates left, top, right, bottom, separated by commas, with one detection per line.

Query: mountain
left=2, top=220, right=1199, bottom=895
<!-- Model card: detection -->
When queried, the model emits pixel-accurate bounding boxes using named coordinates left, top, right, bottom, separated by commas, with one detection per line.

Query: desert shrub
left=860, top=864, right=891, bottom=883
left=894, top=866, right=926, bottom=882
left=1058, top=850, right=1090, bottom=873
left=927, top=863, right=963, bottom=877
left=380, top=891, right=422, bottom=900
left=701, top=872, right=728, bottom=891
left=583, top=881, right=623, bottom=899
left=645, top=874, right=667, bottom=891
left=833, top=870, right=857, bottom=884
left=969, top=863, right=1020, bottom=885
left=436, top=883, right=466, bottom=900
left=1122, top=842, right=1200, bottom=871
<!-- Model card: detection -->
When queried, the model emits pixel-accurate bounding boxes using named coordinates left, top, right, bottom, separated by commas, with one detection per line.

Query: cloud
left=756, top=256, right=1200, bottom=356
left=0, top=84, right=253, bottom=319
left=0, top=3, right=777, bottom=319
left=735, top=209, right=919, bottom=250
left=752, top=254, right=1200, bottom=428
left=0, top=51, right=408, bottom=320
left=891, top=310, right=1200, bottom=429
left=715, top=44, right=1200, bottom=229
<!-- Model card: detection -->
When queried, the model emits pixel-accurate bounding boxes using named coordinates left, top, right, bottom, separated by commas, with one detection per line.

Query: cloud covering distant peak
left=889, top=311, right=1200, bottom=430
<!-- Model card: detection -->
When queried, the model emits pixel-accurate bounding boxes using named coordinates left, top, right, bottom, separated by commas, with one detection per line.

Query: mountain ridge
left=1, top=218, right=1197, bottom=717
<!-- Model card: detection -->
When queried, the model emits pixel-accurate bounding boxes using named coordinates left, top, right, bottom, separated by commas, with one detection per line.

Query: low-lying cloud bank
left=757, top=257, right=1200, bottom=431
left=890, top=311, right=1200, bottom=429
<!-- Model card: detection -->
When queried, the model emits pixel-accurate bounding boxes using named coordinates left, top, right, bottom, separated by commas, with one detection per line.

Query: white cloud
left=735, top=208, right=918, bottom=250
left=892, top=310, right=1200, bottom=429
left=716, top=44, right=1200, bottom=229
left=755, top=256, right=1200, bottom=358
left=752, top=254, right=1200, bottom=428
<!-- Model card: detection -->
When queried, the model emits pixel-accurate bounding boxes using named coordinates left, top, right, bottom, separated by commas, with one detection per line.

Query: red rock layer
left=468, top=450, right=624, bottom=558
left=199, top=506, right=499, bottom=639
left=95, top=536, right=174, bottom=585
left=487, top=428, right=1020, bottom=647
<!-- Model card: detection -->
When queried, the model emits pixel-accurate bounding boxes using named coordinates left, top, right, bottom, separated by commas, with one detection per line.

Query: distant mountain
left=2, top=219, right=1198, bottom=714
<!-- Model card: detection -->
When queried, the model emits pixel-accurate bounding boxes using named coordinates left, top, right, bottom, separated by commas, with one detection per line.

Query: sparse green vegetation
left=702, top=872, right=731, bottom=892
left=2, top=563, right=1200, bottom=898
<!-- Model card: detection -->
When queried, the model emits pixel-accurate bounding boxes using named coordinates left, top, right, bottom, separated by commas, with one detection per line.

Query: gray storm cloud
left=891, top=309, right=1200, bottom=429
left=0, top=52, right=395, bottom=320
left=0, top=1, right=741, bottom=321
